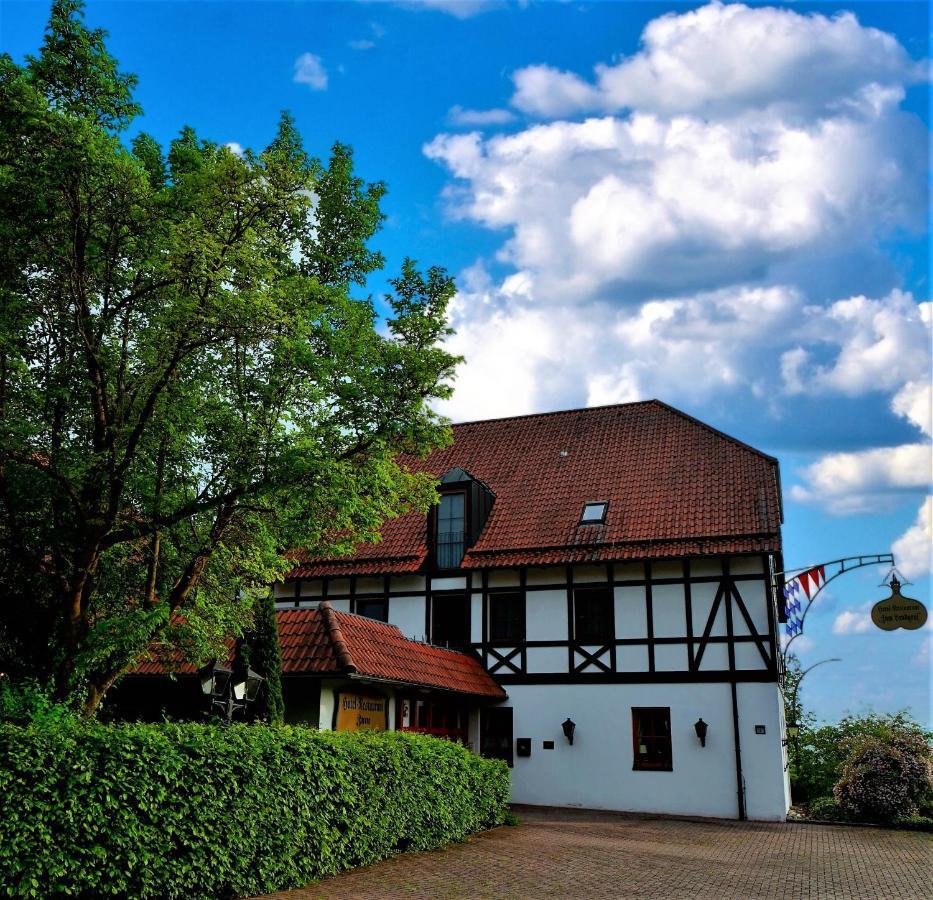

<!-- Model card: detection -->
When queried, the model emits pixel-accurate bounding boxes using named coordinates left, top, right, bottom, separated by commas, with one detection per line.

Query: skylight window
left=580, top=501, right=608, bottom=524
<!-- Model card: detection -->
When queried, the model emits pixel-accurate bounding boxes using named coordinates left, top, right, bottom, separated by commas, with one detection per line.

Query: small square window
left=580, top=501, right=607, bottom=524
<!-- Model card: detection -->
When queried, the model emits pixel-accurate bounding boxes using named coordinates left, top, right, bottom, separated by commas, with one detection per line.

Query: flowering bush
left=833, top=731, right=932, bottom=823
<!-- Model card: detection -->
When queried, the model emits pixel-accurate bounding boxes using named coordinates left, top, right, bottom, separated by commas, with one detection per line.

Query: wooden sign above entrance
left=335, top=692, right=387, bottom=732
left=871, top=578, right=928, bottom=631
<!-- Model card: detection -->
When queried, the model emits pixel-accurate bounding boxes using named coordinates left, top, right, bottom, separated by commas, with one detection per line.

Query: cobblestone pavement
left=259, top=805, right=933, bottom=900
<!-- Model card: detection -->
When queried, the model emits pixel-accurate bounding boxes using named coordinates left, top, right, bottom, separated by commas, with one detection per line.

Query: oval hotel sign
left=871, top=578, right=928, bottom=631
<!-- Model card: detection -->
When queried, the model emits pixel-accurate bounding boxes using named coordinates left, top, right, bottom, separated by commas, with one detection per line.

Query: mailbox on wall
left=516, top=738, right=531, bottom=757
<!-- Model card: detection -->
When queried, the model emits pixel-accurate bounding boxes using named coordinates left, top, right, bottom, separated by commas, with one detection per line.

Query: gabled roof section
left=288, top=400, right=783, bottom=576
left=132, top=604, right=506, bottom=699
left=279, top=603, right=506, bottom=698
left=439, top=466, right=470, bottom=484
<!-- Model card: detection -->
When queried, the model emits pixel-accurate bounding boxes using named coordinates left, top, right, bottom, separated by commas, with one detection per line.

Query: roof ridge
left=450, top=399, right=658, bottom=428
left=650, top=400, right=779, bottom=465
left=317, top=601, right=357, bottom=673
left=450, top=399, right=778, bottom=467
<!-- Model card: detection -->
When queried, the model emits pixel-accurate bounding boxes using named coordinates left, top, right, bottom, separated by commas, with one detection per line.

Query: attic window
left=580, top=501, right=608, bottom=525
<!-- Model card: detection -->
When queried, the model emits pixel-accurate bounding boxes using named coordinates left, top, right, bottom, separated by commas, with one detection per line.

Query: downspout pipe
left=731, top=680, right=747, bottom=820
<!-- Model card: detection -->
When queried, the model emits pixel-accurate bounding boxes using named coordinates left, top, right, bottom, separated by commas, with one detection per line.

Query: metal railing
left=436, top=529, right=465, bottom=568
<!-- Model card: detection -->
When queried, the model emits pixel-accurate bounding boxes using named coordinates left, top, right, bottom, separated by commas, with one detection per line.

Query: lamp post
left=783, top=657, right=839, bottom=788
left=199, top=660, right=264, bottom=724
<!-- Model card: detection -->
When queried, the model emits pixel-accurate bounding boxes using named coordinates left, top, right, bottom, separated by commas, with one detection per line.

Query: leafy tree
left=0, top=1, right=459, bottom=715
left=794, top=711, right=932, bottom=804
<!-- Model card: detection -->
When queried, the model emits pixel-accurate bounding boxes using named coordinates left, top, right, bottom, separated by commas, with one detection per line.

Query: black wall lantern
left=784, top=721, right=800, bottom=746
left=199, top=660, right=264, bottom=724
left=694, top=717, right=709, bottom=747
left=561, top=717, right=576, bottom=745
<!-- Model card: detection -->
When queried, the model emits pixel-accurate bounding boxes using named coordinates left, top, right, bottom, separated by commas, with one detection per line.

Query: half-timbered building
left=276, top=401, right=791, bottom=821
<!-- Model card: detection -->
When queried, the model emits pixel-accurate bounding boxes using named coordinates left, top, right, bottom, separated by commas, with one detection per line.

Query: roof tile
left=133, top=605, right=506, bottom=700
left=290, top=401, right=782, bottom=577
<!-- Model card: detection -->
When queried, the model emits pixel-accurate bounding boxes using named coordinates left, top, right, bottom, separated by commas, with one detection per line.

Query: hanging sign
left=334, top=692, right=388, bottom=732
left=871, top=578, right=928, bottom=631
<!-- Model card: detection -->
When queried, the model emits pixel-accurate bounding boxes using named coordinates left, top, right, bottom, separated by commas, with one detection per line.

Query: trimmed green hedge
left=0, top=722, right=510, bottom=898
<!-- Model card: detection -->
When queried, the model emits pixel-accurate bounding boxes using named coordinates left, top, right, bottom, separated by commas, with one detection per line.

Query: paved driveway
left=261, top=806, right=932, bottom=899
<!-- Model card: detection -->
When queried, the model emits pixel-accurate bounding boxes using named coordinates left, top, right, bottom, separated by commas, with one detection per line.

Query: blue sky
left=3, top=0, right=930, bottom=724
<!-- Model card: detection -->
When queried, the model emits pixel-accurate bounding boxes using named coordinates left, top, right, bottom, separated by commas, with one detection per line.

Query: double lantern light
left=198, top=661, right=264, bottom=723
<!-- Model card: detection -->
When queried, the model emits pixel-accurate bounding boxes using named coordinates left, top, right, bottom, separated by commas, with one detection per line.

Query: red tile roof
left=288, top=400, right=782, bottom=577
left=132, top=605, right=506, bottom=699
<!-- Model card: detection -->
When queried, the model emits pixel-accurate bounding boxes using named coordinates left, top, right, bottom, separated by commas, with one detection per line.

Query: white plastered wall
left=503, top=680, right=788, bottom=821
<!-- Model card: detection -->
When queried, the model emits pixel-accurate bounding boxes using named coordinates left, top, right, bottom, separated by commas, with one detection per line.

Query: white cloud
left=893, top=381, right=933, bottom=439
left=893, top=496, right=933, bottom=579
left=511, top=2, right=922, bottom=119
left=437, top=277, right=806, bottom=421
left=833, top=608, right=873, bottom=635
left=791, top=444, right=932, bottom=514
left=426, top=108, right=923, bottom=302
left=224, top=142, right=245, bottom=157
left=427, top=0, right=928, bottom=489
left=394, top=0, right=497, bottom=18
left=293, top=53, right=328, bottom=91
left=447, top=105, right=516, bottom=127
left=349, top=39, right=376, bottom=50
left=781, top=293, right=932, bottom=399
left=512, top=65, right=599, bottom=118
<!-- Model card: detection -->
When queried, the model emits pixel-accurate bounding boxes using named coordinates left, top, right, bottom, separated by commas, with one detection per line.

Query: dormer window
left=436, top=492, right=466, bottom=568
left=580, top=501, right=608, bottom=524
left=432, top=467, right=496, bottom=570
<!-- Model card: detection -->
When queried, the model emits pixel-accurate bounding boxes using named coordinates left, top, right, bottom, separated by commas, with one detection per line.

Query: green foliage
left=807, top=796, right=848, bottom=822
left=243, top=592, right=284, bottom=724
left=833, top=730, right=932, bottom=823
left=0, top=1, right=459, bottom=713
left=0, top=680, right=77, bottom=726
left=891, top=815, right=933, bottom=832
left=0, top=722, right=510, bottom=898
left=791, top=711, right=932, bottom=805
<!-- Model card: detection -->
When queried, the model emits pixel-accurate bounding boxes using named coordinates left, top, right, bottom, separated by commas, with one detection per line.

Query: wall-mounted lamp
left=783, top=721, right=800, bottom=746
left=693, top=717, right=709, bottom=747
left=561, top=717, right=576, bottom=745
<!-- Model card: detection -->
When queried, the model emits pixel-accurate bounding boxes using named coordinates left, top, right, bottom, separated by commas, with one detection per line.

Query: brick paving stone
left=255, top=806, right=933, bottom=900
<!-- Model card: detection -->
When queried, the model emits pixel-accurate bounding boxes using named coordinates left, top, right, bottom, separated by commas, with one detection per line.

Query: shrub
left=833, top=731, right=932, bottom=823
left=0, top=721, right=510, bottom=898
left=0, top=680, right=77, bottom=726
left=807, top=796, right=847, bottom=822
left=892, top=815, right=933, bottom=832
left=791, top=712, right=931, bottom=804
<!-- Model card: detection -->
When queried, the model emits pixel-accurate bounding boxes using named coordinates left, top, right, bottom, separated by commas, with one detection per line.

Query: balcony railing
left=436, top=530, right=465, bottom=568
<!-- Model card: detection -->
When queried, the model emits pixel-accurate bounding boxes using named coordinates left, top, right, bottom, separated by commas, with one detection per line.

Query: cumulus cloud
left=791, top=445, right=931, bottom=514
left=447, top=105, right=515, bottom=127
left=224, top=142, right=245, bottom=157
left=781, top=293, right=931, bottom=399
left=427, top=0, right=929, bottom=513
left=833, top=608, right=873, bottom=635
left=426, top=107, right=924, bottom=302
left=893, top=496, right=933, bottom=578
left=293, top=53, right=328, bottom=90
left=893, top=381, right=933, bottom=439
left=437, top=277, right=807, bottom=421
left=511, top=2, right=922, bottom=119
